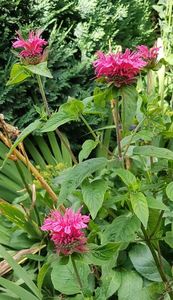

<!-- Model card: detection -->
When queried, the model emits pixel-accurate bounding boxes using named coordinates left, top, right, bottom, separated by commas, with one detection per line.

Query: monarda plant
left=1, top=28, right=173, bottom=300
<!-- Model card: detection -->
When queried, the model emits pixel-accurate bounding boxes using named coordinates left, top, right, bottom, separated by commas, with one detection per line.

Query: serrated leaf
left=133, top=146, right=173, bottom=160
left=130, top=192, right=149, bottom=228
left=24, top=61, right=53, bottom=78
left=82, top=179, right=107, bottom=219
left=41, top=99, right=84, bottom=132
left=166, top=182, right=173, bottom=201
left=114, top=168, right=137, bottom=188
left=79, top=139, right=98, bottom=163
left=102, top=213, right=140, bottom=243
left=90, top=243, right=121, bottom=262
left=57, top=158, right=107, bottom=205
left=6, top=63, right=31, bottom=85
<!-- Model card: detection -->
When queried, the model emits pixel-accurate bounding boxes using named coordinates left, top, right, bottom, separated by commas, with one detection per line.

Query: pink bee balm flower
left=12, top=30, right=48, bottom=65
left=137, top=45, right=159, bottom=68
left=93, top=49, right=147, bottom=87
left=41, top=208, right=90, bottom=256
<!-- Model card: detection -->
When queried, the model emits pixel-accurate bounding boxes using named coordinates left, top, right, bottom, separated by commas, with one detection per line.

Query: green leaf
left=130, top=192, right=149, bottom=228
left=51, top=258, right=91, bottom=295
left=0, top=119, right=42, bottom=170
left=0, top=294, right=19, bottom=300
left=100, top=270, right=121, bottom=298
left=114, top=168, right=137, bottom=189
left=166, top=182, right=173, bottom=201
left=120, top=85, right=138, bottom=133
left=58, top=158, right=107, bottom=205
left=79, top=139, right=98, bottom=163
left=41, top=99, right=84, bottom=132
left=0, top=245, right=42, bottom=299
left=146, top=196, right=167, bottom=210
left=41, top=111, right=75, bottom=132
left=89, top=243, right=121, bottom=264
left=82, top=179, right=107, bottom=219
left=164, top=231, right=173, bottom=248
left=37, top=262, right=50, bottom=291
left=118, top=271, right=143, bottom=300
left=102, top=213, right=140, bottom=243
left=6, top=63, right=31, bottom=85
left=0, top=277, right=39, bottom=300
left=133, top=146, right=173, bottom=160
left=165, top=54, right=173, bottom=65
left=129, top=244, right=171, bottom=282
left=0, top=201, right=27, bottom=228
left=62, top=98, right=84, bottom=116
left=24, top=61, right=53, bottom=78
left=0, top=200, right=41, bottom=238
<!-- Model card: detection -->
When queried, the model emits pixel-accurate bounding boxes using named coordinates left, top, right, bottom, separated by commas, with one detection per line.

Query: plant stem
left=80, top=114, right=97, bottom=140
left=36, top=74, right=78, bottom=165
left=123, top=117, right=146, bottom=158
left=149, top=210, right=164, bottom=239
left=71, top=256, right=84, bottom=295
left=80, top=114, right=113, bottom=157
left=102, top=108, right=113, bottom=156
left=36, top=74, right=50, bottom=115
left=111, top=99, right=122, bottom=159
left=141, top=225, right=173, bottom=299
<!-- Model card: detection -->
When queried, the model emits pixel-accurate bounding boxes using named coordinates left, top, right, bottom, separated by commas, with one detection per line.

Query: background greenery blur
left=0, top=0, right=156, bottom=128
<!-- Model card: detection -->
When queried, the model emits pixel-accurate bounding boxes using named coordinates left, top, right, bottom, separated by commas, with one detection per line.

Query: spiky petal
left=41, top=208, right=90, bottom=256
left=137, top=45, right=159, bottom=68
left=12, top=30, right=48, bottom=64
left=93, top=49, right=147, bottom=87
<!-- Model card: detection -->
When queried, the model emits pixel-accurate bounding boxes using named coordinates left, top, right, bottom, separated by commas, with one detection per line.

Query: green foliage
left=0, top=244, right=42, bottom=299
left=0, top=0, right=155, bottom=127
left=2, top=1, right=173, bottom=299
left=82, top=179, right=107, bottom=219
left=57, top=157, right=107, bottom=205
left=51, top=258, right=92, bottom=295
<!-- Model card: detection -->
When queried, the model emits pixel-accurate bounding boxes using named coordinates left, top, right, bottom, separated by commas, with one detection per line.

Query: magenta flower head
left=41, top=208, right=90, bottom=256
left=12, top=29, right=48, bottom=65
left=93, top=49, right=147, bottom=87
left=137, top=45, right=160, bottom=69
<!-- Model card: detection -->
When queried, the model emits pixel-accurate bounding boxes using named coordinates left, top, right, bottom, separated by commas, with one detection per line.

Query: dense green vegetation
left=1, top=0, right=173, bottom=299
left=0, top=0, right=155, bottom=127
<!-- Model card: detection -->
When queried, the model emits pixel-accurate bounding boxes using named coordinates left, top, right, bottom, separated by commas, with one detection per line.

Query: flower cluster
left=41, top=208, right=90, bottom=256
left=12, top=30, right=48, bottom=65
left=137, top=45, right=159, bottom=69
left=93, top=49, right=147, bottom=87
left=93, top=46, right=159, bottom=87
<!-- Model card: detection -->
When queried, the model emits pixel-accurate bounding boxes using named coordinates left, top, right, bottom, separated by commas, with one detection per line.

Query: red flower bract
left=41, top=208, right=90, bottom=255
left=12, top=30, right=48, bottom=64
left=93, top=49, right=147, bottom=87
